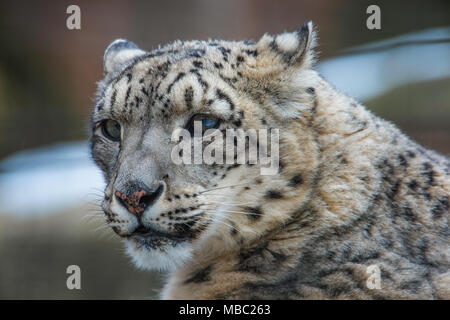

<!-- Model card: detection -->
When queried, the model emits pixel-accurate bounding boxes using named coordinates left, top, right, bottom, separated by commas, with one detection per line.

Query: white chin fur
left=124, top=239, right=193, bottom=272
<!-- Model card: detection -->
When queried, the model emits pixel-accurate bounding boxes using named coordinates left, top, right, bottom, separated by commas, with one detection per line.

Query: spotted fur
left=90, top=22, right=449, bottom=299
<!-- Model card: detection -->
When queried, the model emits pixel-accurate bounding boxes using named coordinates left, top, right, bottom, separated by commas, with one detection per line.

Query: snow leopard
left=90, top=22, right=449, bottom=299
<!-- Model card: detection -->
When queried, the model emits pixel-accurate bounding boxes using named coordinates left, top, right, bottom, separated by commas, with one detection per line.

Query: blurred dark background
left=0, top=0, right=448, bottom=299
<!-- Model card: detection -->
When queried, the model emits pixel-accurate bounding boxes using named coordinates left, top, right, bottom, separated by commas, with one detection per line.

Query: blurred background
left=0, top=0, right=449, bottom=299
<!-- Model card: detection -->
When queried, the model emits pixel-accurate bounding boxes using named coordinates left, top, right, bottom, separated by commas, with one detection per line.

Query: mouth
left=127, top=225, right=189, bottom=248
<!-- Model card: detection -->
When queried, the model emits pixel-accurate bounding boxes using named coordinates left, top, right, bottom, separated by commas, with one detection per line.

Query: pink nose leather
left=115, top=190, right=147, bottom=214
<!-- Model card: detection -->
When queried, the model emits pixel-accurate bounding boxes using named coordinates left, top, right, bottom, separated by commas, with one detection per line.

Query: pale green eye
left=102, top=119, right=121, bottom=141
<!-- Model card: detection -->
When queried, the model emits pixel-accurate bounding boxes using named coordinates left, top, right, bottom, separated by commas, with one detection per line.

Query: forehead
left=93, top=40, right=258, bottom=122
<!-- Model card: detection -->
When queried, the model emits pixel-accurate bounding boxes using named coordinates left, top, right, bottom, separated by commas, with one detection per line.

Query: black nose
left=115, top=182, right=164, bottom=215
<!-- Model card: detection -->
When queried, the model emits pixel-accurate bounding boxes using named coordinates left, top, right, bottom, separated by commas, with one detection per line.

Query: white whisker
left=199, top=182, right=251, bottom=194
left=198, top=214, right=236, bottom=231
left=204, top=200, right=258, bottom=206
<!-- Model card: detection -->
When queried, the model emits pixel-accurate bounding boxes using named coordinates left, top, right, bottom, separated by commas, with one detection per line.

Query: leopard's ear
left=256, top=21, right=317, bottom=71
left=103, top=39, right=146, bottom=74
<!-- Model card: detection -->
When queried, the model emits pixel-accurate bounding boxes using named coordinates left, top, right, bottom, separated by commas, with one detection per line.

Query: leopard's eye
left=101, top=120, right=121, bottom=141
left=187, top=114, right=221, bottom=135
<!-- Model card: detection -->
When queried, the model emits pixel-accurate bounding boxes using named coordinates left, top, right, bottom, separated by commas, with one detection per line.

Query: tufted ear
left=103, top=39, right=146, bottom=74
left=256, top=21, right=317, bottom=71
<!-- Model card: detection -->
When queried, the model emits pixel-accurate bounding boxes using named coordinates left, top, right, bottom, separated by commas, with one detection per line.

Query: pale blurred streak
left=0, top=142, right=104, bottom=216
left=317, top=27, right=450, bottom=100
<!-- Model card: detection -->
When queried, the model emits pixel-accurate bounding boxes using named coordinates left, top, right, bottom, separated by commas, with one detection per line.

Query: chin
left=124, top=238, right=193, bottom=272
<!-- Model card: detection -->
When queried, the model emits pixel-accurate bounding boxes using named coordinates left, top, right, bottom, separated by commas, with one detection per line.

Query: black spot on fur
left=265, top=190, right=283, bottom=199
left=423, top=191, right=431, bottom=201
left=398, top=154, right=408, bottom=167
left=190, top=69, right=209, bottom=92
left=110, top=90, right=117, bottom=108
left=184, top=265, right=212, bottom=284
left=219, top=74, right=238, bottom=87
left=408, top=180, right=418, bottom=191
left=230, top=224, right=238, bottom=235
left=307, top=87, right=315, bottom=94
left=226, top=163, right=240, bottom=171
left=216, top=89, right=234, bottom=110
left=184, top=86, right=194, bottom=109
left=431, top=197, right=448, bottom=219
left=382, top=159, right=394, bottom=175
left=237, top=246, right=266, bottom=273
left=278, top=161, right=284, bottom=173
left=244, top=206, right=263, bottom=220
left=402, top=205, right=416, bottom=222
left=237, top=242, right=286, bottom=274
left=134, top=96, right=142, bottom=108
left=422, top=162, right=435, bottom=187
left=387, top=180, right=401, bottom=200
left=406, top=150, right=416, bottom=158
left=193, top=61, right=203, bottom=68
left=400, top=280, right=422, bottom=292
left=219, top=46, right=231, bottom=57
left=124, top=86, right=131, bottom=106
left=186, top=48, right=205, bottom=58
left=236, top=55, right=245, bottom=66
left=245, top=49, right=258, bottom=57
left=167, top=72, right=186, bottom=93
left=289, top=174, right=303, bottom=187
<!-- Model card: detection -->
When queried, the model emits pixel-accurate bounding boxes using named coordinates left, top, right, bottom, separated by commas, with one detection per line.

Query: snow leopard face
left=90, top=22, right=320, bottom=271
